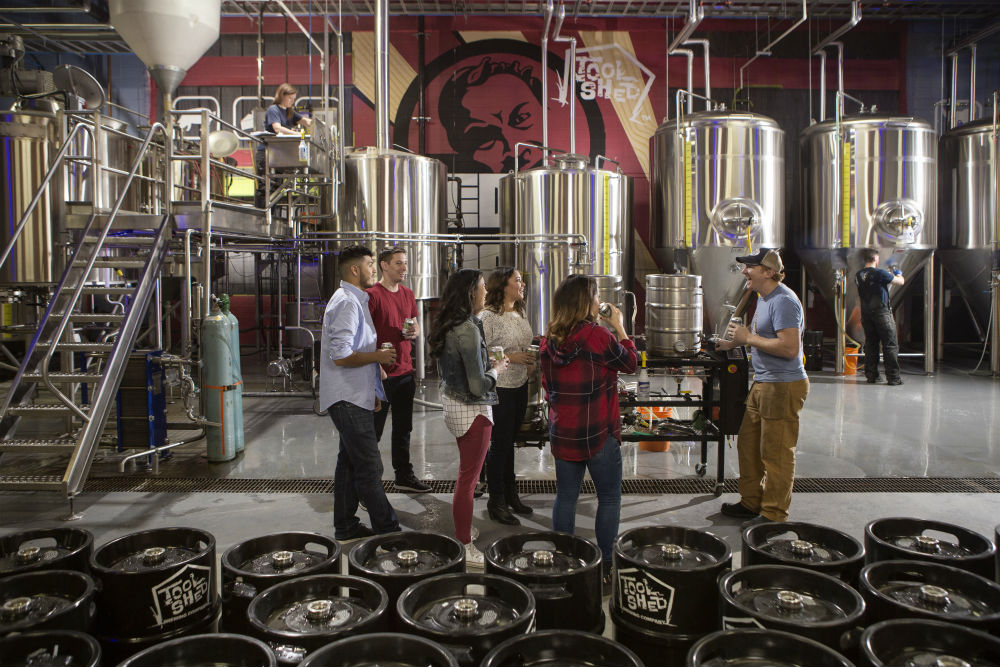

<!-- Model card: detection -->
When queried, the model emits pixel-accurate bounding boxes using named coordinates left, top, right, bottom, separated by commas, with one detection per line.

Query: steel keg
left=0, top=630, right=101, bottom=667
left=859, top=560, right=1000, bottom=633
left=246, top=574, right=389, bottom=664
left=117, top=633, right=276, bottom=667
left=645, top=274, right=703, bottom=357
left=89, top=527, right=219, bottom=663
left=485, top=531, right=603, bottom=633
left=860, top=618, right=1000, bottom=667
left=718, top=565, right=865, bottom=651
left=348, top=531, right=464, bottom=627
left=481, top=629, right=645, bottom=667
left=221, top=532, right=341, bottom=634
left=0, top=528, right=94, bottom=578
left=865, top=517, right=996, bottom=579
left=0, top=570, right=96, bottom=635
left=743, top=522, right=865, bottom=585
left=396, top=573, right=536, bottom=667
left=687, top=629, right=855, bottom=667
left=611, top=526, right=732, bottom=667
left=298, top=632, right=459, bottom=667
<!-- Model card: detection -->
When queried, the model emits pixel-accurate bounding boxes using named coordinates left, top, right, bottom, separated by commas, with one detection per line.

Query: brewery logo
left=562, top=43, right=655, bottom=123
left=722, top=615, right=767, bottom=630
left=616, top=566, right=676, bottom=627
left=394, top=39, right=605, bottom=174
left=149, top=563, right=212, bottom=627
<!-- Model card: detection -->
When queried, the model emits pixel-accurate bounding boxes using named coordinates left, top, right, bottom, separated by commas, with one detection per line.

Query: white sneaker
left=464, top=541, right=485, bottom=569
left=470, top=526, right=479, bottom=541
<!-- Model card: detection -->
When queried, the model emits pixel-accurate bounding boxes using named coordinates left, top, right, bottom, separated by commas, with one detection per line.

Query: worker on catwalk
left=428, top=268, right=508, bottom=567
left=480, top=267, right=536, bottom=525
left=856, top=248, right=905, bottom=386
left=320, top=245, right=400, bottom=541
left=254, top=82, right=312, bottom=208
left=715, top=249, right=809, bottom=526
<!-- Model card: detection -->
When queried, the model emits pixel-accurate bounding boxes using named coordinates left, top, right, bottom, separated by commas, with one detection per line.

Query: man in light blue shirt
left=716, top=249, right=809, bottom=525
left=321, top=245, right=401, bottom=540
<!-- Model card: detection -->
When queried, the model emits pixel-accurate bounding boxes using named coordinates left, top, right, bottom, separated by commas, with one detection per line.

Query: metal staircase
left=0, top=121, right=173, bottom=497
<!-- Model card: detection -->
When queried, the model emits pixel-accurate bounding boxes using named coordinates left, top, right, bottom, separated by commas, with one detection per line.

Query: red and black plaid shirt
left=540, top=322, right=638, bottom=461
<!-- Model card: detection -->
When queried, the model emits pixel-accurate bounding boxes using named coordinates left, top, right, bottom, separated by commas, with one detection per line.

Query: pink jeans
left=453, top=414, right=492, bottom=544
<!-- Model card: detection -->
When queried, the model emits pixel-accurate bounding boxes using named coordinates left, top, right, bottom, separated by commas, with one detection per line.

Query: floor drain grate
left=82, top=476, right=1000, bottom=495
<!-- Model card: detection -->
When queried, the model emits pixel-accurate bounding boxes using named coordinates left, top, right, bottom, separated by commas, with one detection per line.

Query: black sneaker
left=865, top=376, right=879, bottom=384
left=336, top=525, right=374, bottom=543
left=720, top=501, right=759, bottom=519
left=395, top=476, right=432, bottom=493
left=887, top=378, right=903, bottom=386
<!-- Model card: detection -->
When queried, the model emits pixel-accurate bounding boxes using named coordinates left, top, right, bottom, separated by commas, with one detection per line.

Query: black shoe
left=395, top=475, right=432, bottom=493
left=473, top=481, right=487, bottom=499
left=720, top=501, right=759, bottom=519
left=865, top=376, right=879, bottom=384
left=336, top=524, right=374, bottom=543
left=506, top=486, right=534, bottom=516
left=487, top=501, right=520, bottom=525
left=887, top=378, right=903, bottom=386
left=359, top=500, right=367, bottom=512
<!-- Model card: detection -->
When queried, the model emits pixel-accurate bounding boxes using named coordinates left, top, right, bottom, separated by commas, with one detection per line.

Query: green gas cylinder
left=219, top=294, right=245, bottom=454
left=202, top=300, right=239, bottom=462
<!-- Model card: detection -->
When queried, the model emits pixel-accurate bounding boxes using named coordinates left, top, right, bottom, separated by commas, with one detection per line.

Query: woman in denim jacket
left=428, top=269, right=507, bottom=566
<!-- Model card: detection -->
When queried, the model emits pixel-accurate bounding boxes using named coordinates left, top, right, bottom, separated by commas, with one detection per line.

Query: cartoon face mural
left=394, top=39, right=605, bottom=173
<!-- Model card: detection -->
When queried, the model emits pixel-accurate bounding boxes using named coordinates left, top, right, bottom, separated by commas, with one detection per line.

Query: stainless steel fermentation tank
left=651, top=111, right=785, bottom=338
left=340, top=147, right=447, bottom=300
left=798, top=114, right=937, bottom=373
left=499, top=154, right=633, bottom=335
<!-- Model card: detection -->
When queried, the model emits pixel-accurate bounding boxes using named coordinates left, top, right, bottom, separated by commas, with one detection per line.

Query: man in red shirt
left=368, top=247, right=431, bottom=492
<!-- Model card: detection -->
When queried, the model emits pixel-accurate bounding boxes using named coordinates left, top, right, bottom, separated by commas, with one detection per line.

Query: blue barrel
left=202, top=302, right=238, bottom=462
left=220, top=295, right=245, bottom=454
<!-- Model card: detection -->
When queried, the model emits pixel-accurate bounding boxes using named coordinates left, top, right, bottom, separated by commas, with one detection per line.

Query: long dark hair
left=429, top=269, right=483, bottom=358
left=483, top=267, right=525, bottom=317
left=545, top=274, right=597, bottom=348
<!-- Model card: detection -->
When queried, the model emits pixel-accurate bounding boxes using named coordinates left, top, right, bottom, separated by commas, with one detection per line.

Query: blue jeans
left=552, top=435, right=622, bottom=565
left=328, top=401, right=400, bottom=538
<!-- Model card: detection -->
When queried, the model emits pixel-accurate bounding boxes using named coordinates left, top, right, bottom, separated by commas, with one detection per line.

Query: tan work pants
left=736, top=378, right=810, bottom=521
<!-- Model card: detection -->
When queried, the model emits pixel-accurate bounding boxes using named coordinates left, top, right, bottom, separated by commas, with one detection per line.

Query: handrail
left=0, top=121, right=94, bottom=276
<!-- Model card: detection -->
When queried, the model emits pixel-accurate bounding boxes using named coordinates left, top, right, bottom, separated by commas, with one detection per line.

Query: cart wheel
left=713, top=483, right=723, bottom=497
left=313, top=398, right=327, bottom=416
left=695, top=463, right=706, bottom=477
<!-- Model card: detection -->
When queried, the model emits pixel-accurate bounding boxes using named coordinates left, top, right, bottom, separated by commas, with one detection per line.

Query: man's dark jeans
left=328, top=401, right=400, bottom=539
left=373, top=373, right=416, bottom=480
left=861, top=307, right=900, bottom=382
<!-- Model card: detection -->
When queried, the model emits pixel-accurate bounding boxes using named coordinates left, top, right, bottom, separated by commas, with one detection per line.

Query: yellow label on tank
left=841, top=137, right=852, bottom=248
left=684, top=139, right=694, bottom=247
left=603, top=172, right=611, bottom=273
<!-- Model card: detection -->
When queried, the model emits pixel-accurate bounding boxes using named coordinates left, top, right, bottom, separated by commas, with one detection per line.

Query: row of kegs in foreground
left=2, top=518, right=1000, bottom=666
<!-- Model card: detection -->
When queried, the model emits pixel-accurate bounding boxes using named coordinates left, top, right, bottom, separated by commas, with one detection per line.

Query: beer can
left=402, top=317, right=416, bottom=332
left=527, top=344, right=540, bottom=360
left=381, top=342, right=394, bottom=350
left=723, top=316, right=742, bottom=341
left=598, top=302, right=612, bottom=318
left=490, top=346, right=505, bottom=362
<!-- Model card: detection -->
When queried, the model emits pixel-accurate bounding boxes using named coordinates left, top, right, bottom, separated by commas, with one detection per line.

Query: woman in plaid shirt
left=539, top=275, right=638, bottom=574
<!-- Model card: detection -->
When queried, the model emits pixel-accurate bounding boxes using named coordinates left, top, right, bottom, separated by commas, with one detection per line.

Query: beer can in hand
left=402, top=317, right=416, bottom=333
left=723, top=316, right=742, bottom=342
left=490, top=346, right=505, bottom=362
left=598, top=302, right=612, bottom=318
left=527, top=344, right=540, bottom=360
left=381, top=342, right=395, bottom=350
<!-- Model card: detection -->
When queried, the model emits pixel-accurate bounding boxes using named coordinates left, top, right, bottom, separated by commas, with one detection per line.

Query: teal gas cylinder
left=202, top=301, right=239, bottom=462
left=219, top=294, right=245, bottom=453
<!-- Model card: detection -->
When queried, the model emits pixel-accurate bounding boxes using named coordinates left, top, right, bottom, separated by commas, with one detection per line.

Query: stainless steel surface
left=645, top=273, right=703, bottom=357
left=263, top=133, right=329, bottom=172
left=651, top=111, right=784, bottom=336
left=499, top=154, right=633, bottom=335
left=798, top=114, right=937, bottom=343
left=0, top=111, right=62, bottom=284
left=341, top=147, right=447, bottom=300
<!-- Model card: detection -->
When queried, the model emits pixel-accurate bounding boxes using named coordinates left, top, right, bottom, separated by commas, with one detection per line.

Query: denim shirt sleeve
left=458, top=321, right=496, bottom=398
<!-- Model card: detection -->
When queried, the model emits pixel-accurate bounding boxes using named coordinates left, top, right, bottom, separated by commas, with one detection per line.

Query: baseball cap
left=736, top=249, right=784, bottom=278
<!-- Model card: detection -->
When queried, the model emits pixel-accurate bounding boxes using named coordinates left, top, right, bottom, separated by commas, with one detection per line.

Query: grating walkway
left=80, top=476, right=1000, bottom=495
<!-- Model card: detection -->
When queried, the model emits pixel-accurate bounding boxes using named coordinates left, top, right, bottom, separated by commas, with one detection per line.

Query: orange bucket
left=639, top=407, right=672, bottom=452
left=843, top=345, right=859, bottom=375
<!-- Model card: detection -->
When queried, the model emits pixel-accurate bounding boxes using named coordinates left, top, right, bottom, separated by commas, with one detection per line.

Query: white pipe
left=737, top=0, right=806, bottom=93
left=541, top=0, right=554, bottom=163
left=812, top=0, right=861, bottom=53
left=950, top=52, right=959, bottom=129
left=374, top=0, right=389, bottom=151
left=683, top=38, right=710, bottom=110
left=671, top=48, right=694, bottom=114
left=817, top=49, right=827, bottom=122
left=970, top=44, right=977, bottom=122
left=667, top=0, right=703, bottom=54
left=552, top=4, right=576, bottom=154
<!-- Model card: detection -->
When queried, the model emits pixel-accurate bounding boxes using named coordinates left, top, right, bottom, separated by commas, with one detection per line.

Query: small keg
left=89, top=527, right=219, bottom=664
left=221, top=532, right=341, bottom=634
left=482, top=629, right=644, bottom=667
left=687, top=629, right=855, bottom=667
left=397, top=573, right=535, bottom=667
left=299, top=633, right=459, bottom=667
left=742, top=522, right=865, bottom=585
left=595, top=274, right=625, bottom=330
left=0, top=528, right=94, bottom=578
left=485, top=532, right=603, bottom=633
left=0, top=630, right=101, bottom=667
left=611, top=526, right=732, bottom=667
left=860, top=618, right=1000, bottom=667
left=246, top=574, right=388, bottom=665
left=645, top=274, right=703, bottom=357
left=865, top=517, right=996, bottom=579
left=859, top=560, right=1000, bottom=634
left=348, top=531, right=464, bottom=627
left=117, top=633, right=276, bottom=667
left=0, top=570, right=96, bottom=635
left=718, top=565, right=865, bottom=651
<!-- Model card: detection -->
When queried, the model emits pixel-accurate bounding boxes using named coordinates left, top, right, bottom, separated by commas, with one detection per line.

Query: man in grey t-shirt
left=716, top=249, right=810, bottom=524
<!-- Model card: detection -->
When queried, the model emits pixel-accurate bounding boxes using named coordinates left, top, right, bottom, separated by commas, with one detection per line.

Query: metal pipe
left=684, top=38, right=711, bottom=110
left=970, top=44, right=977, bottom=122
left=551, top=4, right=576, bottom=154
left=992, top=90, right=999, bottom=376
left=738, top=0, right=806, bottom=93
left=415, top=303, right=426, bottom=382
left=183, top=229, right=195, bottom=356
left=374, top=0, right=389, bottom=151
left=925, top=253, right=935, bottom=374
left=118, top=430, right=207, bottom=472
left=673, top=48, right=694, bottom=114
left=812, top=0, right=861, bottom=53
left=950, top=52, right=959, bottom=129
left=256, top=6, right=264, bottom=104
left=200, top=111, right=212, bottom=318
left=244, top=391, right=314, bottom=398
left=541, top=0, right=554, bottom=162
left=831, top=42, right=844, bottom=110
left=817, top=49, right=827, bottom=122
left=666, top=0, right=703, bottom=54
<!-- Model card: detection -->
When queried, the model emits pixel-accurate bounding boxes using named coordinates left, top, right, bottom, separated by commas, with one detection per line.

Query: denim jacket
left=437, top=317, right=498, bottom=405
